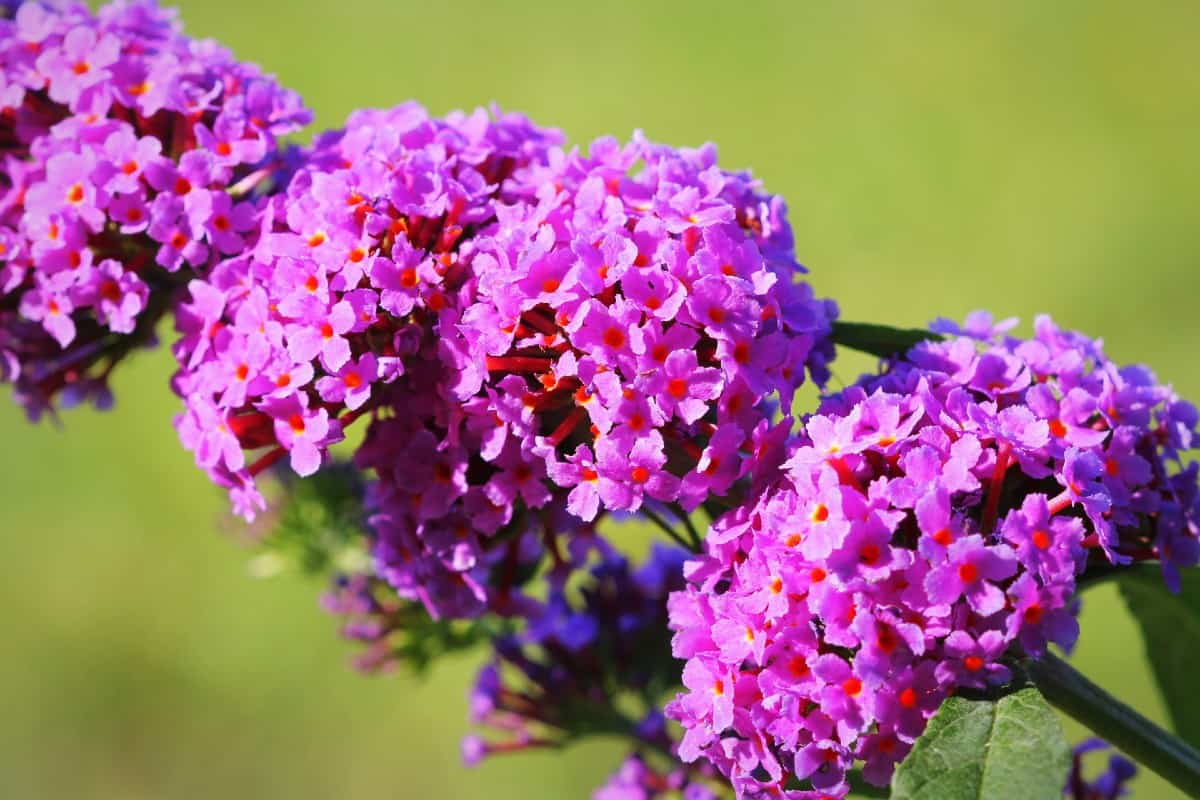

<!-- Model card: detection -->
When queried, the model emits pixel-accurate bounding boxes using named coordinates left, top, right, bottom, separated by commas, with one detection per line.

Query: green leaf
left=832, top=321, right=941, bottom=359
left=1119, top=567, right=1200, bottom=745
left=891, top=686, right=1071, bottom=800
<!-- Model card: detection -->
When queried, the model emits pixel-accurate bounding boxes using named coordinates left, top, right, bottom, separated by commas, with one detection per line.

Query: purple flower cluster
left=7, top=7, right=1188, bottom=796
left=170, top=102, right=560, bottom=524
left=0, top=0, right=307, bottom=417
left=169, top=98, right=836, bottom=617
left=666, top=314, right=1199, bottom=797
left=594, top=754, right=719, bottom=800
left=462, top=541, right=723, bottom=800
left=454, top=131, right=836, bottom=521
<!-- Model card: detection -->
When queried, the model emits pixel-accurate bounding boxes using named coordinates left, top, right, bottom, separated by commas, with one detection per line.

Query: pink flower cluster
left=666, top=314, right=1200, bottom=798
left=170, top=103, right=560, bottom=524
left=169, top=100, right=836, bottom=616
left=4, top=5, right=1199, bottom=799
left=0, top=0, right=307, bottom=417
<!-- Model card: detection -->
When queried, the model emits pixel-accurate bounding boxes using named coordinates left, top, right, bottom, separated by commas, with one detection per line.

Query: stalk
left=1026, top=652, right=1200, bottom=798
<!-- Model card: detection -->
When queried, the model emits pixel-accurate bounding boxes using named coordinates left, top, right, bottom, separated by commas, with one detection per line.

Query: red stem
left=520, top=310, right=559, bottom=336
left=546, top=407, right=587, bottom=447
left=486, top=355, right=554, bottom=374
left=981, top=442, right=1012, bottom=534
left=248, top=447, right=287, bottom=476
left=1047, top=490, right=1073, bottom=516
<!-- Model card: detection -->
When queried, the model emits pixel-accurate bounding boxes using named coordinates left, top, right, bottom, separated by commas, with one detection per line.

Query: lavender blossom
left=666, top=314, right=1199, bottom=797
left=0, top=0, right=308, bottom=418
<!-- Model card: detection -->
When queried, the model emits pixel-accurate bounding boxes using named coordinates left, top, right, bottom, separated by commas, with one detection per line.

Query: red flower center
left=602, top=327, right=625, bottom=349
left=99, top=279, right=121, bottom=303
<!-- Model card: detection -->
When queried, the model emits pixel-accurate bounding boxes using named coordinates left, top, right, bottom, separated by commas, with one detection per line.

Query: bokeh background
left=2, top=1, right=1198, bottom=798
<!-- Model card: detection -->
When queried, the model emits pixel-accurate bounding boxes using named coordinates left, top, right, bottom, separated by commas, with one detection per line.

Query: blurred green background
left=2, top=1, right=1198, bottom=797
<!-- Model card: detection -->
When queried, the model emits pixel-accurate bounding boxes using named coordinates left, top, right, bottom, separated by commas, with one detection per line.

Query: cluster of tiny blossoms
left=170, top=99, right=835, bottom=617
left=6, top=5, right=1181, bottom=798
left=460, top=541, right=725, bottom=800
left=667, top=314, right=1200, bottom=798
left=594, top=754, right=720, bottom=800
left=0, top=0, right=307, bottom=417
left=170, top=103, right=560, bottom=523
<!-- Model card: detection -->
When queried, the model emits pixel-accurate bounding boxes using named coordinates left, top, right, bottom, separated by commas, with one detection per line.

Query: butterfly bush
left=4, top=3, right=1198, bottom=798
left=170, top=99, right=836, bottom=616
left=0, top=0, right=307, bottom=417
left=665, top=314, right=1199, bottom=798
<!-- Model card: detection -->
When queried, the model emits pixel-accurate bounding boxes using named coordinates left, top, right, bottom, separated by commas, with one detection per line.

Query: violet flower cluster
left=594, top=754, right=720, bottom=800
left=666, top=314, right=1199, bottom=797
left=5, top=4, right=1197, bottom=799
left=460, top=541, right=725, bottom=800
left=0, top=0, right=307, bottom=417
left=168, top=98, right=835, bottom=617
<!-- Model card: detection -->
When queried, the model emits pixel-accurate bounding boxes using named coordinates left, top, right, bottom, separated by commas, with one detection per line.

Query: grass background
left=2, top=1, right=1198, bottom=797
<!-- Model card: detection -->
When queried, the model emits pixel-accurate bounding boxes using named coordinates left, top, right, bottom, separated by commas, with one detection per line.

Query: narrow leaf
left=831, top=321, right=941, bottom=359
left=891, top=686, right=1071, bottom=800
left=1118, top=568, right=1200, bottom=745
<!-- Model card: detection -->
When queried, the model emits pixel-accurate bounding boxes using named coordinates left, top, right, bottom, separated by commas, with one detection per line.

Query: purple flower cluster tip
left=666, top=314, right=1199, bottom=797
left=167, top=97, right=835, bottom=619
left=0, top=0, right=307, bottom=418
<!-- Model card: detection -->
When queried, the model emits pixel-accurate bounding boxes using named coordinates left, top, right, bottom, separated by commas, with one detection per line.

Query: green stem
left=1026, top=652, right=1200, bottom=798
left=831, top=320, right=943, bottom=359
left=669, top=502, right=704, bottom=552
left=641, top=505, right=700, bottom=554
